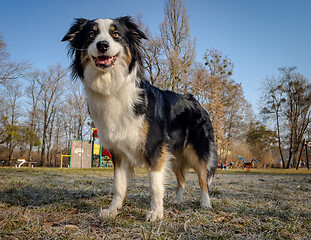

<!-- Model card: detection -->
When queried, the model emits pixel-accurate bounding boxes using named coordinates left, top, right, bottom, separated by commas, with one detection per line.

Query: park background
left=0, top=0, right=310, bottom=168
left=0, top=1, right=310, bottom=239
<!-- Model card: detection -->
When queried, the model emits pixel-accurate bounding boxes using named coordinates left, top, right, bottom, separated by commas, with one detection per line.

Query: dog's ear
left=117, top=16, right=147, bottom=41
left=61, top=18, right=89, bottom=42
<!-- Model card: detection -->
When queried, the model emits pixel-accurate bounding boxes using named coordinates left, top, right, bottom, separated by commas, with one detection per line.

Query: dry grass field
left=0, top=167, right=310, bottom=239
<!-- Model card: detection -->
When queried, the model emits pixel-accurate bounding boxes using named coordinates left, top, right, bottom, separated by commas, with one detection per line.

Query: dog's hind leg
left=194, top=165, right=212, bottom=209
left=172, top=162, right=186, bottom=204
left=182, top=145, right=212, bottom=208
left=100, top=157, right=133, bottom=218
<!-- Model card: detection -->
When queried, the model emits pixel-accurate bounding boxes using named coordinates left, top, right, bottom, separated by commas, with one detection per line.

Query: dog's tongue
left=94, top=54, right=117, bottom=68
left=97, top=55, right=111, bottom=65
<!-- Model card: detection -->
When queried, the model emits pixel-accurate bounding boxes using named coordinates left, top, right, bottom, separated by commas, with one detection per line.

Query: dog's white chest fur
left=84, top=66, right=146, bottom=165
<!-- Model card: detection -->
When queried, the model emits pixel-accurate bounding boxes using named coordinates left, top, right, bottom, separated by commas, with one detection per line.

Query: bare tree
left=0, top=62, right=31, bottom=85
left=0, top=35, right=32, bottom=161
left=261, top=75, right=287, bottom=167
left=223, top=80, right=253, bottom=142
left=34, top=65, right=67, bottom=166
left=159, top=0, right=196, bottom=92
left=52, top=113, right=64, bottom=166
left=48, top=80, right=90, bottom=166
left=0, top=81, right=23, bottom=159
left=283, top=70, right=311, bottom=168
left=0, top=35, right=30, bottom=86
left=66, top=80, right=89, bottom=140
left=0, top=34, right=8, bottom=63
left=1, top=35, right=91, bottom=164
left=137, top=15, right=163, bottom=86
left=25, top=71, right=44, bottom=161
left=261, top=67, right=311, bottom=168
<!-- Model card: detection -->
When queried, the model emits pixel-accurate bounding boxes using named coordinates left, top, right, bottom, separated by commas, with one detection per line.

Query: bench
left=15, top=159, right=38, bottom=168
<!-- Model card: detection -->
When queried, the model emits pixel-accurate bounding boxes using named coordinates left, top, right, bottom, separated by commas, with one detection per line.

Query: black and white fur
left=62, top=16, right=217, bottom=221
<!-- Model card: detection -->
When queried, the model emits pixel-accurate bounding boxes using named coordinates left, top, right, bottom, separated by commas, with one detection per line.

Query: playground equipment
left=217, top=159, right=234, bottom=170
left=91, top=128, right=112, bottom=168
left=238, top=156, right=258, bottom=171
left=70, top=139, right=93, bottom=168
left=60, top=155, right=70, bottom=169
left=60, top=128, right=112, bottom=168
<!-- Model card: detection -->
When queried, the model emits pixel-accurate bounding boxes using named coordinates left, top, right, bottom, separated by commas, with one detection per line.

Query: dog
left=62, top=16, right=217, bottom=221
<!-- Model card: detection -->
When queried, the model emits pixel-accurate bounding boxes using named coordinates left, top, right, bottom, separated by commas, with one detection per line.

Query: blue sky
left=0, top=0, right=310, bottom=112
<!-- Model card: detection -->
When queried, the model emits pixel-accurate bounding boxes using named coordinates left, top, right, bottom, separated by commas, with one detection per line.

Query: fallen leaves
left=64, top=224, right=79, bottom=231
left=183, top=219, right=191, bottom=232
left=214, top=215, right=230, bottom=223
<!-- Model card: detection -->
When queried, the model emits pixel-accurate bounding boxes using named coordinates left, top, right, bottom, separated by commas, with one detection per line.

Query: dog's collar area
left=93, top=54, right=118, bottom=68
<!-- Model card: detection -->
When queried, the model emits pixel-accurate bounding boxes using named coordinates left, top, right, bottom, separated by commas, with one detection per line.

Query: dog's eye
left=89, top=32, right=95, bottom=39
left=112, top=31, right=120, bottom=38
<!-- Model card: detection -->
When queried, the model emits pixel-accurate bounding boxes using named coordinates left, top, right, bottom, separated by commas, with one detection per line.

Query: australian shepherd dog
left=62, top=16, right=217, bottom=221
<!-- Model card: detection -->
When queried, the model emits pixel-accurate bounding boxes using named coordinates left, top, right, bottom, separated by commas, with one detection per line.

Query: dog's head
left=62, top=16, right=147, bottom=80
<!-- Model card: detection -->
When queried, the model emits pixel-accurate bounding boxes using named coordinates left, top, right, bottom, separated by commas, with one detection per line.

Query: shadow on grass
left=0, top=185, right=109, bottom=208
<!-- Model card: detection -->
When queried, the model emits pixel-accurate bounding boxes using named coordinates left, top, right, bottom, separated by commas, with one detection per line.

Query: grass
left=0, top=167, right=310, bottom=239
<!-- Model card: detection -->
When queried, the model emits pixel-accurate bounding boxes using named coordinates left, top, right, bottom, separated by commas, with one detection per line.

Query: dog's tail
left=207, top=142, right=217, bottom=189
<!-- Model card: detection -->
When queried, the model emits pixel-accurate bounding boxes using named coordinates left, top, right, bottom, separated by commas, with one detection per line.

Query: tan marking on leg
left=150, top=144, right=168, bottom=172
left=146, top=144, right=168, bottom=221
left=197, top=170, right=208, bottom=194
left=183, top=145, right=209, bottom=194
left=183, top=144, right=200, bottom=167
left=172, top=162, right=186, bottom=190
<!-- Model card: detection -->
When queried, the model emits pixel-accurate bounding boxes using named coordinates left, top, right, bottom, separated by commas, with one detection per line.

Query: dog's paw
left=200, top=191, right=212, bottom=209
left=99, top=208, right=118, bottom=219
left=201, top=202, right=212, bottom=209
left=174, top=195, right=183, bottom=205
left=200, top=199, right=212, bottom=209
left=146, top=210, right=163, bottom=222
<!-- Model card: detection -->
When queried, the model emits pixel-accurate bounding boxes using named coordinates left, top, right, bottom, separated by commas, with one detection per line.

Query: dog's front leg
left=100, top=159, right=131, bottom=218
left=146, top=170, right=165, bottom=221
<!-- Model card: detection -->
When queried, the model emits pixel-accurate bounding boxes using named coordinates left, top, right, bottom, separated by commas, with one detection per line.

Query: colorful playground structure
left=217, top=159, right=234, bottom=170
left=60, top=128, right=112, bottom=168
left=238, top=156, right=258, bottom=171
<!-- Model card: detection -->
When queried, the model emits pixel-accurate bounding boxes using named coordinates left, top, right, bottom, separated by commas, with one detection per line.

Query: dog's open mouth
left=93, top=54, right=118, bottom=69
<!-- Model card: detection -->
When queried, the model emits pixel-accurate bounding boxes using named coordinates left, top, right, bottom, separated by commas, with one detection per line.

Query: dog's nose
left=96, top=40, right=110, bottom=53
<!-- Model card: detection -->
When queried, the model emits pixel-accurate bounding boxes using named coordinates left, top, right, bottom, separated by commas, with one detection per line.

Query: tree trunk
left=275, top=109, right=285, bottom=168
left=286, top=146, right=293, bottom=169
left=8, top=141, right=14, bottom=160
left=28, top=144, right=33, bottom=161
left=41, top=128, right=47, bottom=166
